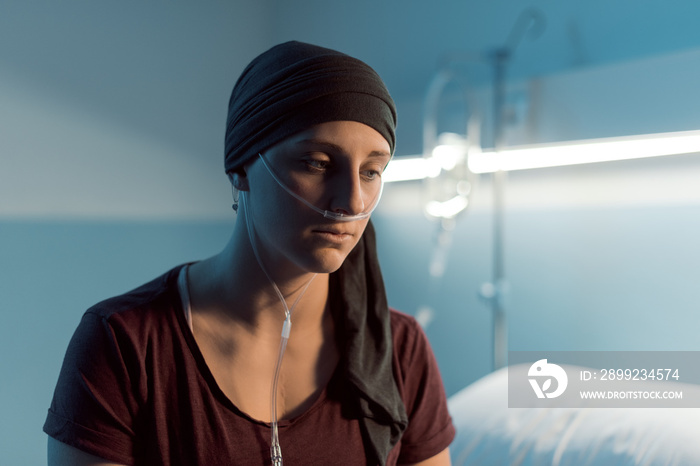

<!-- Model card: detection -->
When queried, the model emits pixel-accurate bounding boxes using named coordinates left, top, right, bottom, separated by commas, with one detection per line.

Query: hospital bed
left=447, top=365, right=700, bottom=465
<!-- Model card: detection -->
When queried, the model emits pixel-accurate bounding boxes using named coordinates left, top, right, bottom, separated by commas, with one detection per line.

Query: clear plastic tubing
left=257, top=153, right=384, bottom=222
left=242, top=190, right=317, bottom=466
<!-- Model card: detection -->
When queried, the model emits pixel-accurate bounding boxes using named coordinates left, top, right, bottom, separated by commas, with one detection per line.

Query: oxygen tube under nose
left=257, top=153, right=384, bottom=222
left=241, top=190, right=317, bottom=466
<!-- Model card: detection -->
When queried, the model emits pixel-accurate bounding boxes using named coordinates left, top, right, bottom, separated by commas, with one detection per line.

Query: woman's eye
left=362, top=170, right=380, bottom=181
left=305, top=159, right=331, bottom=173
left=362, top=165, right=385, bottom=181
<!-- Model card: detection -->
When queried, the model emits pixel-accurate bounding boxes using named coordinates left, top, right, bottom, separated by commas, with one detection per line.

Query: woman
left=44, top=41, right=455, bottom=465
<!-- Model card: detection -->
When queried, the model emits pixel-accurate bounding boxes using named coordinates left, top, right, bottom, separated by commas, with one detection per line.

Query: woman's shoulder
left=389, top=308, right=423, bottom=341
left=85, top=265, right=184, bottom=322
left=58, top=265, right=192, bottom=393
left=388, top=308, right=433, bottom=366
left=74, top=265, right=188, bottom=350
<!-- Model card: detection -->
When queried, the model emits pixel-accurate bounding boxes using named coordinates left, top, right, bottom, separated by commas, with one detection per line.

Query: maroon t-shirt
left=44, top=267, right=455, bottom=465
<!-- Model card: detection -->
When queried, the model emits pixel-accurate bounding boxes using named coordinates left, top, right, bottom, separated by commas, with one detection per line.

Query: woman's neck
left=187, top=228, right=331, bottom=339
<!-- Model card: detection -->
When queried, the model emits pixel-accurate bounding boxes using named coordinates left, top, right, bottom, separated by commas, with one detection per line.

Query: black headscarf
left=330, top=221, right=408, bottom=464
left=224, top=41, right=407, bottom=464
left=224, top=40, right=397, bottom=173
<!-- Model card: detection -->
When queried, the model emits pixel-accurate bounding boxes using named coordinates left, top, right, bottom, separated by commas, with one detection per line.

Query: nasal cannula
left=242, top=189, right=317, bottom=466
left=239, top=153, right=380, bottom=465
left=258, top=153, right=384, bottom=222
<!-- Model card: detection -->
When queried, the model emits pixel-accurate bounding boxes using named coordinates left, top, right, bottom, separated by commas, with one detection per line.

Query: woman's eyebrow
left=298, top=138, right=391, bottom=159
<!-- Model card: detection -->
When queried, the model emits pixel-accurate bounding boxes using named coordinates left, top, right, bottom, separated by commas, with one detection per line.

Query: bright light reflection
left=383, top=144, right=465, bottom=182
left=382, top=157, right=439, bottom=182
left=425, top=195, right=469, bottom=218
left=432, top=144, right=463, bottom=172
left=469, top=130, right=700, bottom=174
left=384, top=130, right=700, bottom=181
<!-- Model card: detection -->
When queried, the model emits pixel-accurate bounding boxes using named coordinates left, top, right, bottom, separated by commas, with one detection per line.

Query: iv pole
left=482, top=9, right=544, bottom=371
left=419, top=8, right=544, bottom=371
left=488, top=48, right=508, bottom=371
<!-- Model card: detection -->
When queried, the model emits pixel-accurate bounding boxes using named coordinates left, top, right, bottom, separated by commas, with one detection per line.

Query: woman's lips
left=312, top=229, right=353, bottom=243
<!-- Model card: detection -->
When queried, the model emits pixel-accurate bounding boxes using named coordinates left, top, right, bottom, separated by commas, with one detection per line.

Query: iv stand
left=488, top=48, right=509, bottom=371
left=420, top=8, right=544, bottom=372
left=481, top=9, right=544, bottom=371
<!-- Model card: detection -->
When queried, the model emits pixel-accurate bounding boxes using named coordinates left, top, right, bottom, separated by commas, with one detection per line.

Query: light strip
left=383, top=130, right=700, bottom=181
left=470, top=129, right=700, bottom=173
left=382, top=143, right=465, bottom=182
left=382, top=155, right=440, bottom=182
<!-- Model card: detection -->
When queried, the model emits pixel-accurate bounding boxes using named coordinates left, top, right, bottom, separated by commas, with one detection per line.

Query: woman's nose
left=329, top=174, right=366, bottom=215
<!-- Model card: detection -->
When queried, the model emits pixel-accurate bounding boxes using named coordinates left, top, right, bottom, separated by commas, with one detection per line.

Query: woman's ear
left=228, top=169, right=249, bottom=191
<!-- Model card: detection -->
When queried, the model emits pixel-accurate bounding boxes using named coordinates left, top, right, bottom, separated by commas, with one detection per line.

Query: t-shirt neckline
left=173, top=263, right=333, bottom=428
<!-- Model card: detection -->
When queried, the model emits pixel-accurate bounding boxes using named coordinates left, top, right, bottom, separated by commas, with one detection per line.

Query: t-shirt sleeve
left=392, top=311, right=456, bottom=464
left=43, top=310, right=142, bottom=465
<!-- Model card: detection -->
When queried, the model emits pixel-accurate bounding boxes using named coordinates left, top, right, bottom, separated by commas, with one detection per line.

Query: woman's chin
left=302, top=249, right=350, bottom=275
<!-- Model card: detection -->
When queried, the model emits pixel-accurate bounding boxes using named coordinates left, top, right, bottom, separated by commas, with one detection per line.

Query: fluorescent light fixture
left=382, top=156, right=439, bottom=182
left=383, top=144, right=466, bottom=182
left=384, top=130, right=700, bottom=181
left=471, top=129, right=700, bottom=173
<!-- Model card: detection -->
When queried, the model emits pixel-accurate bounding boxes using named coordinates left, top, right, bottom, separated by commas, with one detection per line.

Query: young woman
left=44, top=41, right=455, bottom=466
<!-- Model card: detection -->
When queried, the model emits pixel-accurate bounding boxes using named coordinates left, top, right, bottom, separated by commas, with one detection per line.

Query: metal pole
left=491, top=50, right=508, bottom=371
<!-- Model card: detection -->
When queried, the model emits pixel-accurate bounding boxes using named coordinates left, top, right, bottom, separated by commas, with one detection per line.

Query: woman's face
left=242, top=120, right=391, bottom=276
